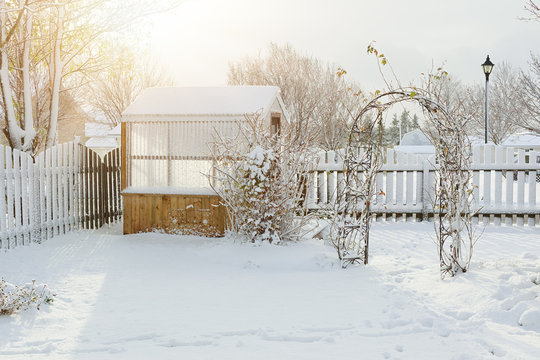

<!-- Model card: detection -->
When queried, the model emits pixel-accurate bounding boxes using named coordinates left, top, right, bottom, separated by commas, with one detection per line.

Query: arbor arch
left=336, top=87, right=468, bottom=274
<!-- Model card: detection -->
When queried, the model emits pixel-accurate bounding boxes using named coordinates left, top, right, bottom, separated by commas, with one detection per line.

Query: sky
left=147, top=0, right=540, bottom=92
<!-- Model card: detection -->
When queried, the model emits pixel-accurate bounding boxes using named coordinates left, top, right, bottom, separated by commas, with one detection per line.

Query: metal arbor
left=335, top=106, right=384, bottom=267
left=335, top=88, right=474, bottom=277
left=335, top=91, right=431, bottom=267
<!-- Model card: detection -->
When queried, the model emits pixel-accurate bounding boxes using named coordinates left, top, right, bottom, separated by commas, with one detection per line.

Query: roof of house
left=85, top=137, right=118, bottom=149
left=85, top=122, right=113, bottom=137
left=400, top=129, right=431, bottom=146
left=501, top=133, right=540, bottom=147
left=108, top=124, right=121, bottom=136
left=122, top=86, right=284, bottom=118
left=394, top=145, right=435, bottom=154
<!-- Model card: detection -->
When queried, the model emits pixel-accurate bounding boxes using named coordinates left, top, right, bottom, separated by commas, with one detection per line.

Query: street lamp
left=482, top=55, right=494, bottom=144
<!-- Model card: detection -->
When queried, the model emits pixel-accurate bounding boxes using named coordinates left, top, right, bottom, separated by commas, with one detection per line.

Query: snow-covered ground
left=0, top=222, right=539, bottom=359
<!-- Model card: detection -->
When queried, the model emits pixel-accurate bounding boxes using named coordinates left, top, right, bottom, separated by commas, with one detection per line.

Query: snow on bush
left=210, top=113, right=317, bottom=243
left=238, top=146, right=282, bottom=242
left=0, top=278, right=54, bottom=315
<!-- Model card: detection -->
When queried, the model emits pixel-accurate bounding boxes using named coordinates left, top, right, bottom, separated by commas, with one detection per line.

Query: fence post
left=100, top=160, right=107, bottom=226
left=88, top=149, right=95, bottom=229
left=422, top=157, right=431, bottom=220
left=74, top=142, right=80, bottom=228
left=113, top=149, right=120, bottom=221
left=0, top=147, right=6, bottom=249
left=13, top=150, right=22, bottom=246
left=6, top=148, right=15, bottom=248
left=20, top=152, right=29, bottom=245
left=31, top=154, right=39, bottom=242
left=82, top=146, right=89, bottom=229
left=38, top=152, right=46, bottom=242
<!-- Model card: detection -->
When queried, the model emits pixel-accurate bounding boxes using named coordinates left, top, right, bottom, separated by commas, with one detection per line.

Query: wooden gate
left=79, top=146, right=122, bottom=229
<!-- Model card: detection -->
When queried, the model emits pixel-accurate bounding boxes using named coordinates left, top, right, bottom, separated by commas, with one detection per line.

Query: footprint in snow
left=518, top=308, right=540, bottom=331
left=419, top=317, right=434, bottom=328
left=161, top=339, right=214, bottom=347
left=447, top=310, right=474, bottom=321
left=477, top=339, right=507, bottom=357
left=243, top=261, right=260, bottom=269
left=521, top=252, right=538, bottom=261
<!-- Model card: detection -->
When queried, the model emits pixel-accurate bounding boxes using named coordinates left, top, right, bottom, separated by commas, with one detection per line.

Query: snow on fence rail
left=0, top=142, right=121, bottom=250
left=308, top=145, right=540, bottom=226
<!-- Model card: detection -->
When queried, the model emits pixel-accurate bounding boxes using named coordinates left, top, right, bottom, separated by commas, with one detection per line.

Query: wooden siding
left=122, top=193, right=226, bottom=236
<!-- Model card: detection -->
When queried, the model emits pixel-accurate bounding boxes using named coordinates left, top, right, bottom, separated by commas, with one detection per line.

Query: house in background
left=120, top=85, right=288, bottom=236
left=394, top=129, right=540, bottom=152
left=85, top=122, right=120, bottom=157
left=501, top=132, right=540, bottom=152
left=393, top=129, right=434, bottom=156
left=57, top=92, right=94, bottom=145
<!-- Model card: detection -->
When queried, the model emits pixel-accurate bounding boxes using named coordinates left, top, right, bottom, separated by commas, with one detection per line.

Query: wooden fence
left=2, top=142, right=537, bottom=249
left=0, top=142, right=121, bottom=250
left=308, top=145, right=540, bottom=226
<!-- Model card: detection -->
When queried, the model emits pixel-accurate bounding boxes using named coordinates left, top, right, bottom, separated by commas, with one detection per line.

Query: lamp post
left=481, top=55, right=494, bottom=144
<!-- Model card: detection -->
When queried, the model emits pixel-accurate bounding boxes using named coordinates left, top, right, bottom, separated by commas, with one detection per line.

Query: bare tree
left=523, top=0, right=540, bottom=20
left=0, top=0, right=42, bottom=152
left=520, top=53, right=540, bottom=135
left=228, top=43, right=360, bottom=150
left=423, top=64, right=523, bottom=144
left=468, top=62, right=523, bottom=144
left=0, top=0, right=182, bottom=153
left=88, top=44, right=174, bottom=126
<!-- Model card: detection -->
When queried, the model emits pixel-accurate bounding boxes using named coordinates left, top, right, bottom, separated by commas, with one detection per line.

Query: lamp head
left=482, top=55, right=494, bottom=81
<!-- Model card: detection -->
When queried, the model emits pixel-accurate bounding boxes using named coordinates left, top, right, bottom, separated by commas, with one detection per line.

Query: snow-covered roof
left=85, top=137, right=118, bottom=149
left=85, top=122, right=113, bottom=137
left=469, top=136, right=485, bottom=146
left=394, top=145, right=435, bottom=154
left=108, top=124, right=121, bottom=136
left=122, top=86, right=282, bottom=117
left=400, top=129, right=431, bottom=146
left=501, top=133, right=540, bottom=147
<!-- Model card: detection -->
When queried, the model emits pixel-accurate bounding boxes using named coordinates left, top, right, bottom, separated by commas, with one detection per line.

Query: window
left=271, top=114, right=281, bottom=137
left=125, top=120, right=237, bottom=190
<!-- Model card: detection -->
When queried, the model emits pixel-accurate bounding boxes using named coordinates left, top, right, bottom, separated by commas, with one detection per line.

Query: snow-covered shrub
left=236, top=146, right=281, bottom=242
left=210, top=113, right=317, bottom=243
left=0, top=279, right=54, bottom=315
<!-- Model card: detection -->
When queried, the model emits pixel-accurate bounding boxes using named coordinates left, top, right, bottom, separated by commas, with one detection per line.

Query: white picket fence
left=0, top=142, right=122, bottom=250
left=308, top=145, right=540, bottom=226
